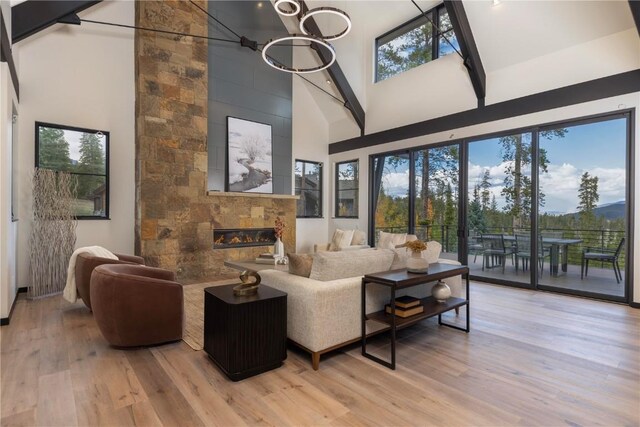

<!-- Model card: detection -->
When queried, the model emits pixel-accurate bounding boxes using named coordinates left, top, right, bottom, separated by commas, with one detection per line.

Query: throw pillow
left=351, top=229, right=367, bottom=246
left=377, top=231, right=407, bottom=249
left=329, top=229, right=355, bottom=251
left=309, top=248, right=395, bottom=281
left=287, top=253, right=314, bottom=278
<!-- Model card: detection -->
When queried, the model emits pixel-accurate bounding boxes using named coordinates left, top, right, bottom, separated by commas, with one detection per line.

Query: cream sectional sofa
left=259, top=242, right=462, bottom=370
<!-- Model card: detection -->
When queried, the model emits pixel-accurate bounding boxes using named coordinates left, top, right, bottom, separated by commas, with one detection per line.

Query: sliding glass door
left=414, top=146, right=459, bottom=260
left=466, top=132, right=533, bottom=287
left=462, top=113, right=630, bottom=301
left=370, top=145, right=460, bottom=255
left=371, top=152, right=411, bottom=243
left=537, top=116, right=629, bottom=300
left=368, top=111, right=631, bottom=303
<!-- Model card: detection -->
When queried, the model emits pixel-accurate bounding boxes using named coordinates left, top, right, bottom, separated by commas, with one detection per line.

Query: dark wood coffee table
left=204, top=284, right=287, bottom=381
left=361, top=263, right=470, bottom=370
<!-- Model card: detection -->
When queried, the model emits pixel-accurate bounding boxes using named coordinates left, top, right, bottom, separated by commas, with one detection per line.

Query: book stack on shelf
left=385, top=296, right=424, bottom=318
left=254, top=253, right=277, bottom=265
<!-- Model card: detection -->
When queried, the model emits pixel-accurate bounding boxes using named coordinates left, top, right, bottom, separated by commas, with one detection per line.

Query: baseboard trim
left=630, top=302, right=640, bottom=309
left=0, top=287, right=27, bottom=326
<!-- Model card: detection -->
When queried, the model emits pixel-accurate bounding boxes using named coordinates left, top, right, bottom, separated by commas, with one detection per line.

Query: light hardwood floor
left=1, top=283, right=639, bottom=426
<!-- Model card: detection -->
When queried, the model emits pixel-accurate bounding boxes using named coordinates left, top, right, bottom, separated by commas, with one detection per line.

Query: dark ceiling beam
left=11, top=0, right=102, bottom=44
left=298, top=1, right=366, bottom=135
left=0, top=10, right=19, bottom=99
left=328, top=69, right=640, bottom=154
left=443, top=0, right=486, bottom=106
left=629, top=0, right=640, bottom=37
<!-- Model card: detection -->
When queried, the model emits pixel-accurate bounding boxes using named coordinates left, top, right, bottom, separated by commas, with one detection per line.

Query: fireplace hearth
left=213, top=228, right=276, bottom=249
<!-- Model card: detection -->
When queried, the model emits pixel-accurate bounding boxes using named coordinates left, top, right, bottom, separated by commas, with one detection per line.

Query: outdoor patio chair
left=468, top=234, right=484, bottom=262
left=514, top=233, right=550, bottom=274
left=581, top=238, right=625, bottom=284
left=480, top=234, right=514, bottom=273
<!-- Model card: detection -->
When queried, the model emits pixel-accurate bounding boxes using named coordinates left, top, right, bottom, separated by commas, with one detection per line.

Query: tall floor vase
left=28, top=168, right=77, bottom=299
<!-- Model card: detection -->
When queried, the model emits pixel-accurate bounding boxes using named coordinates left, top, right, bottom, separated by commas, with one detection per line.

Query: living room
left=0, top=0, right=639, bottom=425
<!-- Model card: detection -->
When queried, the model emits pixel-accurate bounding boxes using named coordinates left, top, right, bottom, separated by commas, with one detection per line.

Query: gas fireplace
left=213, top=228, right=277, bottom=249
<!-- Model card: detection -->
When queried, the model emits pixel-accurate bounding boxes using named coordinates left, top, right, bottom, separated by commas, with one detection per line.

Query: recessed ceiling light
left=492, top=0, right=502, bottom=6
left=326, top=79, right=332, bottom=85
left=257, top=2, right=263, bottom=8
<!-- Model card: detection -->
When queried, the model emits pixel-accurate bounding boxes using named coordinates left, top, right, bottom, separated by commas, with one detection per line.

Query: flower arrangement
left=274, top=216, right=285, bottom=240
left=399, top=239, right=428, bottom=254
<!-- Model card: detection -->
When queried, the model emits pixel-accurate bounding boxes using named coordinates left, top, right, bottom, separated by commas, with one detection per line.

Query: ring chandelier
left=262, top=34, right=336, bottom=73
left=274, top=0, right=301, bottom=16
left=264, top=1, right=351, bottom=74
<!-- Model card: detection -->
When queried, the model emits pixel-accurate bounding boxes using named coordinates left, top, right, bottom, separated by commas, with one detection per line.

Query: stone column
left=135, top=1, right=210, bottom=280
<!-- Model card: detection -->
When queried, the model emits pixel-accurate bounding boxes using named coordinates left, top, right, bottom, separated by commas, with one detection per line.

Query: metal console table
left=361, top=263, right=470, bottom=370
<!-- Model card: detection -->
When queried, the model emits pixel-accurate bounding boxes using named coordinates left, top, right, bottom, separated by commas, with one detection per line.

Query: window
left=36, top=122, right=109, bottom=219
left=375, top=4, right=459, bottom=82
left=335, top=160, right=359, bottom=218
left=294, top=159, right=322, bottom=218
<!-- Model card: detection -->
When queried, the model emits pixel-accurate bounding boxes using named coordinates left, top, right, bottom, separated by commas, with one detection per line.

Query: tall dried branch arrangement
left=29, top=168, right=77, bottom=298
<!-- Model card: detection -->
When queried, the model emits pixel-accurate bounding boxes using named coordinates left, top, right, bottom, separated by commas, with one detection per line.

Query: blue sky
left=469, top=118, right=627, bottom=214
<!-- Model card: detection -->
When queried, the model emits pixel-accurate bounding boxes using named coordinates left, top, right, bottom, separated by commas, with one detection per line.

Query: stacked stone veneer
left=135, top=1, right=295, bottom=281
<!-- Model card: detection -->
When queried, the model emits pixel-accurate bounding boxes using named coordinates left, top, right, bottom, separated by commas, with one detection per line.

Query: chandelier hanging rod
left=79, top=19, right=240, bottom=45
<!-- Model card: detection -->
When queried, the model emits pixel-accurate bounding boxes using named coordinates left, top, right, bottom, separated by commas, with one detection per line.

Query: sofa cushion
left=287, top=253, right=314, bottom=277
left=309, top=248, right=394, bottom=281
left=330, top=229, right=355, bottom=251
left=376, top=231, right=407, bottom=249
left=352, top=229, right=367, bottom=246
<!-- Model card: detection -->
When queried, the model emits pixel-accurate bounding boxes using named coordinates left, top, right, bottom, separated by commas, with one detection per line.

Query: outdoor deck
left=439, top=252, right=626, bottom=298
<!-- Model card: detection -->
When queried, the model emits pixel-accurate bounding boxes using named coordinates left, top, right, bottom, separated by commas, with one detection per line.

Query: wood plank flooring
left=1, top=283, right=639, bottom=426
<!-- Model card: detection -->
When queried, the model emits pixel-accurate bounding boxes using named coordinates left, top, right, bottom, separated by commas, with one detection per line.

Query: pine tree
left=468, top=185, right=487, bottom=234
left=38, top=127, right=72, bottom=171
left=76, top=132, right=106, bottom=199
left=499, top=130, right=565, bottom=228
left=479, top=169, right=491, bottom=211
left=577, top=172, right=599, bottom=223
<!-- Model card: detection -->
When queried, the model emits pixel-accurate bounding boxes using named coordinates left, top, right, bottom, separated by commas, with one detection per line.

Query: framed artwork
left=226, top=116, right=273, bottom=193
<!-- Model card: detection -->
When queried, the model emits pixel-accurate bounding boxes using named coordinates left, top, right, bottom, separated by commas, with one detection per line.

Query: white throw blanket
left=63, top=246, right=117, bottom=303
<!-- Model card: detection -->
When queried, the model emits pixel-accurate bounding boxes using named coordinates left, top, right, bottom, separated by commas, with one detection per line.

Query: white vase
left=406, top=251, right=429, bottom=273
left=432, top=280, right=451, bottom=303
left=273, top=237, right=285, bottom=259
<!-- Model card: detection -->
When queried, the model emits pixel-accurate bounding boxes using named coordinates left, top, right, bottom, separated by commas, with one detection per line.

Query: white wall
left=292, top=75, right=331, bottom=253
left=0, top=63, right=19, bottom=319
left=1, top=3, right=19, bottom=319
left=15, top=1, right=135, bottom=288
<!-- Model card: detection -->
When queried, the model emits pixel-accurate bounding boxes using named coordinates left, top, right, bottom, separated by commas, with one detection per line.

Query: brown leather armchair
left=90, top=264, right=184, bottom=347
left=76, top=253, right=145, bottom=310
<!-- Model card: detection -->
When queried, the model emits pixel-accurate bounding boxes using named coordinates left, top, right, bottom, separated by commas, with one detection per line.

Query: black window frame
left=35, top=121, right=110, bottom=220
left=294, top=159, right=323, bottom=219
left=335, top=159, right=359, bottom=218
left=374, top=3, right=455, bottom=83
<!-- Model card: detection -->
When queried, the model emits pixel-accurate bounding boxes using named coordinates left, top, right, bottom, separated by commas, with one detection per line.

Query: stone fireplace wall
left=135, top=1, right=295, bottom=281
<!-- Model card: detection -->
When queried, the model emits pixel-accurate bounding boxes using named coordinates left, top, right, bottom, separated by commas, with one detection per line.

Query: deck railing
left=374, top=225, right=626, bottom=270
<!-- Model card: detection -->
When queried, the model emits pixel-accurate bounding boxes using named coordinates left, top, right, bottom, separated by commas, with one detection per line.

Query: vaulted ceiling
left=279, top=0, right=637, bottom=130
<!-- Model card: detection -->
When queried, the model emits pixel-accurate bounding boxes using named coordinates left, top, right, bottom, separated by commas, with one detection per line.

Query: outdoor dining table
left=502, top=235, right=583, bottom=277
